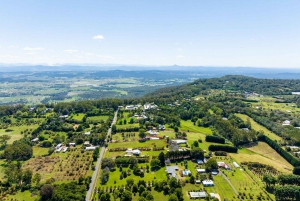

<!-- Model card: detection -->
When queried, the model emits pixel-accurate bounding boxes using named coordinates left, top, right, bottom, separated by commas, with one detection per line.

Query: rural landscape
left=0, top=75, right=300, bottom=201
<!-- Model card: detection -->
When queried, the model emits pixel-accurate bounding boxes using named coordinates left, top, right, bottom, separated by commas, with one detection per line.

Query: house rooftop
left=189, top=192, right=207, bottom=198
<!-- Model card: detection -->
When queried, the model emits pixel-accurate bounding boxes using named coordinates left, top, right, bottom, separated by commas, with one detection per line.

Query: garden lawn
left=116, top=123, right=139, bottom=129
left=70, top=113, right=85, bottom=121
left=180, top=120, right=212, bottom=134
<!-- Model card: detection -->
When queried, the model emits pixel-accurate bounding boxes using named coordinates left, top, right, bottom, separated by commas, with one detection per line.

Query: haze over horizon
left=0, top=1, right=299, bottom=68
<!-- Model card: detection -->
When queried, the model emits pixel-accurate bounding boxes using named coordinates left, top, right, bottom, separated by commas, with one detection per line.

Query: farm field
left=180, top=120, right=213, bottom=134
left=0, top=124, right=39, bottom=144
left=235, top=113, right=282, bottom=141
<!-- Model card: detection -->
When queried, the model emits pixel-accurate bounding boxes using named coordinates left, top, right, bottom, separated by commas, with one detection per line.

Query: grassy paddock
left=180, top=120, right=213, bottom=134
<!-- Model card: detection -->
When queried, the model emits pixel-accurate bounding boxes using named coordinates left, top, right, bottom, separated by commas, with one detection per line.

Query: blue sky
left=0, top=0, right=299, bottom=67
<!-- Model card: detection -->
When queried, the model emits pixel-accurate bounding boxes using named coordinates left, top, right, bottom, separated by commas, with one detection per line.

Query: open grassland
left=70, top=113, right=85, bottom=121
left=180, top=120, right=213, bottom=134
left=230, top=142, right=293, bottom=174
left=32, top=146, right=49, bottom=157
left=5, top=190, right=38, bottom=201
left=0, top=124, right=39, bottom=144
left=116, top=123, right=139, bottom=129
left=236, top=113, right=282, bottom=141
left=246, top=142, right=293, bottom=172
left=88, top=115, right=109, bottom=122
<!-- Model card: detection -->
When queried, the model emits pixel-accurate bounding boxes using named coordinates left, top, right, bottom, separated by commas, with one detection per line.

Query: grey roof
left=166, top=166, right=178, bottom=179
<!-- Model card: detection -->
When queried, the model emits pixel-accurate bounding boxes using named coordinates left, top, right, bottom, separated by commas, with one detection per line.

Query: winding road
left=85, top=110, right=118, bottom=201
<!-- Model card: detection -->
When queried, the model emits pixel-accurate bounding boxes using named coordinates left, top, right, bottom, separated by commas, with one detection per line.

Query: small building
left=197, top=159, right=204, bottom=164
left=59, top=115, right=69, bottom=118
left=233, top=162, right=240, bottom=168
left=195, top=180, right=201, bottom=184
left=150, top=137, right=159, bottom=140
left=31, top=138, right=39, bottom=142
left=159, top=124, right=165, bottom=130
left=126, top=148, right=133, bottom=154
left=211, top=170, right=219, bottom=175
left=84, top=131, right=91, bottom=135
left=62, top=147, right=68, bottom=153
left=189, top=192, right=207, bottom=198
left=56, top=143, right=62, bottom=149
left=147, top=130, right=159, bottom=135
left=218, top=162, right=230, bottom=170
left=69, top=142, right=76, bottom=146
left=132, top=149, right=141, bottom=155
left=196, top=169, right=206, bottom=174
left=83, top=141, right=90, bottom=146
left=210, top=193, right=215, bottom=198
left=166, top=166, right=178, bottom=180
left=85, top=146, right=96, bottom=151
left=56, top=147, right=62, bottom=153
left=171, top=139, right=187, bottom=145
left=202, top=180, right=214, bottom=186
left=282, top=120, right=291, bottom=126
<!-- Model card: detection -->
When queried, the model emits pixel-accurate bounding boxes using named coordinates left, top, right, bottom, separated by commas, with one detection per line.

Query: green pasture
left=70, top=113, right=85, bottom=121
left=180, top=120, right=213, bottom=134
left=88, top=115, right=109, bottom=122
left=0, top=124, right=39, bottom=144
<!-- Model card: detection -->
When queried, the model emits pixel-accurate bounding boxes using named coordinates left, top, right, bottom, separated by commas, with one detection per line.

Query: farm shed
left=202, top=180, right=214, bottom=186
left=189, top=192, right=207, bottom=198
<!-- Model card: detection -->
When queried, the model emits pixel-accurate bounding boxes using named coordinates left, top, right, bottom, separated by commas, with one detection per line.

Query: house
left=159, top=124, right=166, bottom=130
left=197, top=159, right=204, bottom=164
left=84, top=131, right=91, bottom=135
left=210, top=193, right=216, bottom=198
left=202, top=180, right=214, bottom=186
left=171, top=139, right=187, bottom=145
left=62, top=147, right=68, bottom=153
left=241, top=128, right=249, bottom=132
left=195, top=180, right=201, bottom=184
left=166, top=166, right=178, bottom=180
left=56, top=147, right=62, bottom=153
left=126, top=148, right=133, bottom=154
left=31, top=138, right=39, bottom=142
left=85, top=146, right=96, bottom=151
left=84, top=141, right=90, bottom=146
left=69, top=142, right=76, bottom=146
left=132, top=149, right=141, bottom=155
left=147, top=130, right=159, bottom=135
left=211, top=170, right=219, bottom=175
left=150, top=137, right=159, bottom=140
left=189, top=192, right=207, bottom=198
left=59, top=115, right=69, bottom=118
left=56, top=143, right=62, bottom=149
left=282, top=120, right=291, bottom=126
left=196, top=169, right=206, bottom=174
left=222, top=117, right=228, bottom=121
left=218, top=162, right=230, bottom=170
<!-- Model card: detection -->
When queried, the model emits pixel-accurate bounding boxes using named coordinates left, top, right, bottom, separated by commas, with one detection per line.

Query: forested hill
left=145, top=75, right=300, bottom=99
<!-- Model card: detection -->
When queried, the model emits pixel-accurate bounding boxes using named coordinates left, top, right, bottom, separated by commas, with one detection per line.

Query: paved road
left=85, top=110, right=118, bottom=201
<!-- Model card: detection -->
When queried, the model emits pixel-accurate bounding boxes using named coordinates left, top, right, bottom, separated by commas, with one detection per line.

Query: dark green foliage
left=293, top=166, right=300, bottom=175
left=205, top=158, right=218, bottom=172
left=206, top=135, right=225, bottom=144
left=208, top=145, right=237, bottom=153
left=51, top=182, right=86, bottom=201
left=190, top=147, right=204, bottom=159
left=41, top=140, right=52, bottom=148
left=93, top=147, right=100, bottom=161
left=277, top=174, right=300, bottom=186
left=40, top=184, right=54, bottom=200
left=215, top=151, right=227, bottom=156
left=4, top=139, right=33, bottom=161
left=275, top=185, right=300, bottom=201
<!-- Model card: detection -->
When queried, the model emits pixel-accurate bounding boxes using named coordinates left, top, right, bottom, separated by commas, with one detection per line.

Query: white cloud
left=23, top=47, right=44, bottom=51
left=64, top=49, right=78, bottom=53
left=26, top=53, right=35, bottom=55
left=93, top=35, right=104, bottom=40
left=177, top=55, right=185, bottom=58
left=178, top=48, right=182, bottom=51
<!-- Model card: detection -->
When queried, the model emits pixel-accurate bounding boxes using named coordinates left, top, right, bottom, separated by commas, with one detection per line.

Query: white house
left=282, top=120, right=291, bottom=126
left=132, top=149, right=141, bottom=155
left=84, top=131, right=91, bottom=135
left=69, top=142, right=76, bottom=146
left=56, top=147, right=62, bottom=153
left=202, top=180, right=214, bottom=186
left=56, top=143, right=62, bottom=149
left=86, top=146, right=96, bottom=151
left=31, top=138, right=39, bottom=142
left=196, top=169, right=206, bottom=174
left=171, top=140, right=187, bottom=145
left=62, top=147, right=68, bottom=153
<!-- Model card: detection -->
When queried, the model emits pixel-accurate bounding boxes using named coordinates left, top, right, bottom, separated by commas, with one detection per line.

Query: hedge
left=206, top=135, right=225, bottom=144
left=208, top=145, right=237, bottom=153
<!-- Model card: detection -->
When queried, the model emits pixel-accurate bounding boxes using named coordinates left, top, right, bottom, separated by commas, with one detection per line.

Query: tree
left=138, top=185, right=145, bottom=195
left=132, top=184, right=138, bottom=193
left=126, top=178, right=134, bottom=187
left=189, top=175, right=195, bottom=184
left=139, top=130, right=146, bottom=139
left=205, top=158, right=218, bottom=172
left=40, top=184, right=54, bottom=200
left=190, top=147, right=204, bottom=159
left=33, top=173, right=41, bottom=185
left=120, top=190, right=132, bottom=201
left=263, top=174, right=276, bottom=188
left=193, top=140, right=199, bottom=147
left=158, top=152, right=165, bottom=167
left=22, top=168, right=33, bottom=185
left=150, top=159, right=161, bottom=170
left=4, top=140, right=33, bottom=161
left=0, top=135, right=11, bottom=147
left=169, top=194, right=179, bottom=201
left=293, top=166, right=300, bottom=175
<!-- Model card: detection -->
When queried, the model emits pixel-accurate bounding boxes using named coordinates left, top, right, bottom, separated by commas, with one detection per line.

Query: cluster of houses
left=124, top=103, right=158, bottom=111
left=55, top=143, right=68, bottom=153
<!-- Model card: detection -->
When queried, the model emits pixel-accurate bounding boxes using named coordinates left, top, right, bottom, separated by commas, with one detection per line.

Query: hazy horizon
left=0, top=1, right=300, bottom=68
